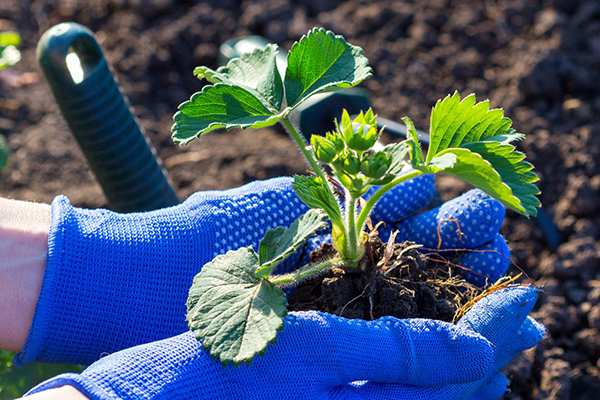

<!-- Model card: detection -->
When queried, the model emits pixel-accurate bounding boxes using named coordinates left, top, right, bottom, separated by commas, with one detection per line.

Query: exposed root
left=437, top=218, right=463, bottom=250
left=453, top=274, right=525, bottom=323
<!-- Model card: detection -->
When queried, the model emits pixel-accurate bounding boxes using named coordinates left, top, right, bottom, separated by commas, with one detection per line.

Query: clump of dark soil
left=288, top=240, right=479, bottom=323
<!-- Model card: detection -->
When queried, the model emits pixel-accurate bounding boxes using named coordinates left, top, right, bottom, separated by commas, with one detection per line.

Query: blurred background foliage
left=0, top=351, right=83, bottom=399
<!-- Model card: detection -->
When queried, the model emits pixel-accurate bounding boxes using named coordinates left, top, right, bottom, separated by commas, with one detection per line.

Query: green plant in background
left=0, top=351, right=83, bottom=400
left=0, top=31, right=19, bottom=171
left=0, top=31, right=20, bottom=70
left=0, top=134, right=9, bottom=172
left=175, top=28, right=540, bottom=367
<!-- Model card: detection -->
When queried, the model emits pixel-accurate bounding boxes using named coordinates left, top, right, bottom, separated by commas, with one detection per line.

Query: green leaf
left=292, top=175, right=343, bottom=225
left=463, top=141, right=540, bottom=216
left=382, top=141, right=410, bottom=176
left=284, top=28, right=372, bottom=108
left=416, top=92, right=540, bottom=216
left=172, top=84, right=281, bottom=145
left=426, top=92, right=514, bottom=163
left=426, top=148, right=530, bottom=215
left=0, top=135, right=9, bottom=172
left=187, top=247, right=287, bottom=366
left=194, top=44, right=284, bottom=110
left=402, top=116, right=424, bottom=165
left=256, top=209, right=328, bottom=278
left=418, top=152, right=457, bottom=173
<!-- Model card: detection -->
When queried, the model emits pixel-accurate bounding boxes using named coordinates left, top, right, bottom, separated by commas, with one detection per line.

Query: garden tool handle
left=36, top=22, right=179, bottom=213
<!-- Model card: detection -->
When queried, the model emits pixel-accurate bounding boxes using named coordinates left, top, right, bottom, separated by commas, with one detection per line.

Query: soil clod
left=288, top=240, right=480, bottom=323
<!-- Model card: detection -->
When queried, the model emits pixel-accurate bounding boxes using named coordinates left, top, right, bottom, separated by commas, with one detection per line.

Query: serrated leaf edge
left=285, top=27, right=373, bottom=109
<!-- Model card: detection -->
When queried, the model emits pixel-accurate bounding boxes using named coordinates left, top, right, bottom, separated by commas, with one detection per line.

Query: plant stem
left=345, top=191, right=360, bottom=260
left=281, top=118, right=329, bottom=185
left=356, top=169, right=423, bottom=232
left=269, top=257, right=342, bottom=285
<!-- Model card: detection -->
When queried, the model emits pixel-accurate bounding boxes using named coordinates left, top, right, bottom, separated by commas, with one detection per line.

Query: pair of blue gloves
left=22, top=174, right=544, bottom=400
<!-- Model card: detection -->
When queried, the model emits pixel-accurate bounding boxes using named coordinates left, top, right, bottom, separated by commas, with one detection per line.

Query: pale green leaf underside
left=194, top=44, right=284, bottom=110
left=427, top=148, right=528, bottom=215
left=427, top=92, right=515, bottom=163
left=256, top=209, right=328, bottom=277
left=0, top=135, right=9, bottom=171
left=187, top=247, right=287, bottom=366
left=382, top=141, right=410, bottom=176
left=284, top=28, right=372, bottom=109
left=422, top=152, right=457, bottom=173
left=172, top=84, right=280, bottom=145
left=292, top=175, right=342, bottom=224
left=464, top=141, right=540, bottom=216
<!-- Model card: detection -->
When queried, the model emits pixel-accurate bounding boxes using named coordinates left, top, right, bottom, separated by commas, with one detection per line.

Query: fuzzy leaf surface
left=284, top=28, right=372, bottom=108
left=172, top=84, right=280, bottom=144
left=194, top=44, right=284, bottom=110
left=292, top=175, right=342, bottom=224
left=426, top=92, right=515, bottom=163
left=425, top=148, right=529, bottom=215
left=256, top=209, right=328, bottom=277
left=186, top=247, right=287, bottom=366
left=464, top=141, right=540, bottom=216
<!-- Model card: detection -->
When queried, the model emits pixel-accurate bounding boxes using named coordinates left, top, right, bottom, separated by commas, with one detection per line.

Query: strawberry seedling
left=173, top=28, right=540, bottom=366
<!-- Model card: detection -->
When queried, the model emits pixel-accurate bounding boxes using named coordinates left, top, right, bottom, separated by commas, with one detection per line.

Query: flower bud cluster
left=310, top=108, right=397, bottom=197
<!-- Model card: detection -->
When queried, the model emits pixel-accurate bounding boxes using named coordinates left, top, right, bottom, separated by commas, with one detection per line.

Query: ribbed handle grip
left=37, top=22, right=179, bottom=212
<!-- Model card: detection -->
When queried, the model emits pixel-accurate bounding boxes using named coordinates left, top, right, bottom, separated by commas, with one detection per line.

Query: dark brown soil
left=288, top=241, right=478, bottom=322
left=1, top=0, right=599, bottom=399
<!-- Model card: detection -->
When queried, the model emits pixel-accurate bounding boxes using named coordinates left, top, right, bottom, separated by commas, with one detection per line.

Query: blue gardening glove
left=17, top=174, right=506, bottom=366
left=26, top=311, right=496, bottom=399
left=332, top=287, right=545, bottom=400
left=25, top=287, right=542, bottom=400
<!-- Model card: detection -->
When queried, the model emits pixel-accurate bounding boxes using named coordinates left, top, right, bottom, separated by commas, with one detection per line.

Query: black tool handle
left=37, top=22, right=179, bottom=212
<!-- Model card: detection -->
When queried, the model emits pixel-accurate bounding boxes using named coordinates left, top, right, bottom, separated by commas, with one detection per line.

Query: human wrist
left=0, top=198, right=50, bottom=352
left=21, top=385, right=89, bottom=400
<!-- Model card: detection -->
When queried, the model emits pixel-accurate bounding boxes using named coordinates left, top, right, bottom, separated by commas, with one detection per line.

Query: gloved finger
left=335, top=288, right=541, bottom=400
left=393, top=189, right=504, bottom=250
left=332, top=371, right=507, bottom=400
left=457, top=286, right=543, bottom=358
left=368, top=173, right=435, bottom=224
left=464, top=372, right=509, bottom=400
left=445, top=234, right=510, bottom=288
left=495, top=316, right=545, bottom=367
left=284, top=312, right=493, bottom=387
left=331, top=377, right=505, bottom=400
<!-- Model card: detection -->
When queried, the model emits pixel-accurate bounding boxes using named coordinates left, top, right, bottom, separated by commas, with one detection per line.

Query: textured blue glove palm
left=26, top=287, right=543, bottom=400
left=18, top=174, right=509, bottom=366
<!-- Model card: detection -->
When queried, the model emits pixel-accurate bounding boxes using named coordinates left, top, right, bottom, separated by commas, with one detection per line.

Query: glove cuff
left=25, top=373, right=113, bottom=400
left=16, top=195, right=209, bottom=365
left=15, top=195, right=70, bottom=366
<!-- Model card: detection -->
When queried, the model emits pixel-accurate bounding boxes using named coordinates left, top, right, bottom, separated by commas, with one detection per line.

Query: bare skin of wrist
left=18, top=386, right=88, bottom=400
left=0, top=197, right=51, bottom=352
left=0, top=199, right=90, bottom=400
